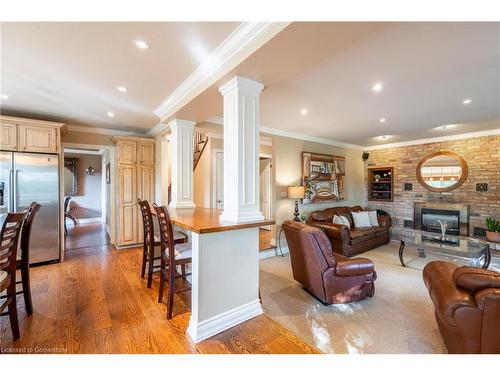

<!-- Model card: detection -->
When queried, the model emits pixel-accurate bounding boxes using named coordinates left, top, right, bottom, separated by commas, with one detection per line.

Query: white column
left=219, top=76, right=264, bottom=223
left=169, top=119, right=196, bottom=209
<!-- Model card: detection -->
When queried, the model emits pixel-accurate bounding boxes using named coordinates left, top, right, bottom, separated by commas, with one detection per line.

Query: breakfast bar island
left=168, top=207, right=275, bottom=343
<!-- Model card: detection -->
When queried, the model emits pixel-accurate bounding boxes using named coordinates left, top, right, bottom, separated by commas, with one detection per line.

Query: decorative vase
left=486, top=230, right=500, bottom=243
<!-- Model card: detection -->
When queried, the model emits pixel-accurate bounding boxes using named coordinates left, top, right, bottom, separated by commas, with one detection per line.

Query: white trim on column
left=153, top=22, right=290, bottom=124
left=364, top=128, right=500, bottom=151
left=169, top=118, right=196, bottom=209
left=187, top=299, right=263, bottom=343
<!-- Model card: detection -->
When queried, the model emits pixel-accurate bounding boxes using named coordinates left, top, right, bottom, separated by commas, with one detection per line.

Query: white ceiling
left=0, top=22, right=239, bottom=131
left=176, top=22, right=500, bottom=146
left=1, top=22, right=499, bottom=147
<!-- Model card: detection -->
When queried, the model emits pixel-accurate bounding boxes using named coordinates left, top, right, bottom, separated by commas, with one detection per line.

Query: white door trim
left=212, top=148, right=224, bottom=209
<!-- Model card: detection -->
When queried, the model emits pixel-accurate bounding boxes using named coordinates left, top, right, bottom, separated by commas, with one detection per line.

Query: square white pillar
left=169, top=118, right=196, bottom=209
left=219, top=76, right=265, bottom=223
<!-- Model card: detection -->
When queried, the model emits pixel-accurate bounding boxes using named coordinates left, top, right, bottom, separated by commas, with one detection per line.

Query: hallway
left=65, top=222, right=110, bottom=251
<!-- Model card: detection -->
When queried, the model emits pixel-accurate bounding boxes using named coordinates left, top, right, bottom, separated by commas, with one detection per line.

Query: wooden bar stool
left=138, top=199, right=162, bottom=289
left=0, top=212, right=27, bottom=340
left=18, top=202, right=41, bottom=315
left=138, top=199, right=188, bottom=288
left=153, top=204, right=192, bottom=319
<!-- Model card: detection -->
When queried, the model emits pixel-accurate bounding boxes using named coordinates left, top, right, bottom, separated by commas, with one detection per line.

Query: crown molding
left=147, top=122, right=170, bottom=137
left=66, top=124, right=142, bottom=136
left=63, top=148, right=103, bottom=155
left=363, top=128, right=500, bottom=151
left=259, top=126, right=364, bottom=150
left=153, top=22, right=290, bottom=122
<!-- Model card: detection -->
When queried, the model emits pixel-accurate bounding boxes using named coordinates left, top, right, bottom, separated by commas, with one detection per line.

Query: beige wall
left=270, top=135, right=364, bottom=228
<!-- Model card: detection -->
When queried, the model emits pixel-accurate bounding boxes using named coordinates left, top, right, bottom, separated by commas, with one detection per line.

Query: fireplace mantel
left=414, top=201, right=470, bottom=236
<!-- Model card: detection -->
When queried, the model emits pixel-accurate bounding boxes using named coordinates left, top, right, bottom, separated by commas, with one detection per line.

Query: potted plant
left=485, top=217, right=500, bottom=243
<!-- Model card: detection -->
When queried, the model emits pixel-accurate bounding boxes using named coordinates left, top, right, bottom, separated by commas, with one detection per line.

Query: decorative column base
left=169, top=201, right=196, bottom=209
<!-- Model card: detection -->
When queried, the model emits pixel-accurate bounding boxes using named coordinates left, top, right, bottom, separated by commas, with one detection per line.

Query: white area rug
left=259, top=241, right=450, bottom=354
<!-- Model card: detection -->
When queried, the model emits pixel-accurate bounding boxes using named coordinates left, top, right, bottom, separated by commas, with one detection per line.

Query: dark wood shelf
left=368, top=167, right=394, bottom=202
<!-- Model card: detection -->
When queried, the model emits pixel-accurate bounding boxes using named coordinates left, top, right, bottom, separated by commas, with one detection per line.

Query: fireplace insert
left=421, top=208, right=460, bottom=236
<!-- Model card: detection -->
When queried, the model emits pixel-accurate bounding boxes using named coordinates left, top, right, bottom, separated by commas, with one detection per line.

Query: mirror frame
left=416, top=151, right=468, bottom=192
left=64, top=157, right=79, bottom=196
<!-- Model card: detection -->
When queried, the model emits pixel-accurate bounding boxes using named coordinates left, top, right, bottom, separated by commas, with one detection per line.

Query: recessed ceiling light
left=1, top=94, right=9, bottom=100
left=377, top=135, right=392, bottom=140
left=116, top=86, right=127, bottom=93
left=372, top=83, right=383, bottom=92
left=134, top=39, right=150, bottom=50
left=107, top=111, right=115, bottom=118
left=379, top=118, right=386, bottom=123
left=300, top=108, right=308, bottom=115
left=462, top=98, right=472, bottom=105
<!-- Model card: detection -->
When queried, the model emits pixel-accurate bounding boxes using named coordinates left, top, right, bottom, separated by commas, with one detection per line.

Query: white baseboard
left=259, top=246, right=289, bottom=259
left=187, top=299, right=263, bottom=343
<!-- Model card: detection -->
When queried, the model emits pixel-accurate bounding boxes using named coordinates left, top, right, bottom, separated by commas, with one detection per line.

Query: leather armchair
left=307, top=206, right=391, bottom=257
left=423, top=261, right=500, bottom=353
left=282, top=220, right=377, bottom=304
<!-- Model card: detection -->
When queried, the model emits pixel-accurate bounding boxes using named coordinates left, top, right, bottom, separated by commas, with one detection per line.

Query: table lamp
left=287, top=186, right=305, bottom=222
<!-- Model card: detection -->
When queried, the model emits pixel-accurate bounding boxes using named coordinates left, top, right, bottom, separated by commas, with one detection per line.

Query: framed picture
left=106, top=162, right=111, bottom=184
left=302, top=152, right=345, bottom=204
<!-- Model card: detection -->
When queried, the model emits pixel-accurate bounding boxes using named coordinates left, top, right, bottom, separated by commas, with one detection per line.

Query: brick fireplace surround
left=365, top=134, right=499, bottom=237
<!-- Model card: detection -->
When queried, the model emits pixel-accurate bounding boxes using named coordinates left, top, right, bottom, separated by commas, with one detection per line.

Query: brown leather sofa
left=282, top=220, right=377, bottom=304
left=423, top=261, right=500, bottom=353
left=307, top=206, right=391, bottom=257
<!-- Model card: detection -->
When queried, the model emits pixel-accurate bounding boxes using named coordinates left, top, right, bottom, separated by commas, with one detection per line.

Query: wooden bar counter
left=167, top=207, right=275, bottom=343
left=169, top=207, right=274, bottom=234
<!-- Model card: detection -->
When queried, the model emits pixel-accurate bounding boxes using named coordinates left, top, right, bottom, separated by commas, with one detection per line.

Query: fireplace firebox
left=421, top=208, right=460, bottom=235
left=414, top=201, right=469, bottom=237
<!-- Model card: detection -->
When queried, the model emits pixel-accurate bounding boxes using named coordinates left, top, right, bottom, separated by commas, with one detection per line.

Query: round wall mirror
left=416, top=151, right=468, bottom=192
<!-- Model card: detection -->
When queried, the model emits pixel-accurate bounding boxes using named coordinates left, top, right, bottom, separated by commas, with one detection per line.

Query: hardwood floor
left=0, top=242, right=318, bottom=354
left=65, top=222, right=109, bottom=251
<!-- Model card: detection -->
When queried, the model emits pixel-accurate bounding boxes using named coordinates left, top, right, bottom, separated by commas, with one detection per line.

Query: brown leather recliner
left=423, top=261, right=500, bottom=353
left=307, top=206, right=391, bottom=257
left=282, top=220, right=377, bottom=304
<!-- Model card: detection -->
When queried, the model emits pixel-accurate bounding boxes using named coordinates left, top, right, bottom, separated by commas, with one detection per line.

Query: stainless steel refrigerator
left=0, top=151, right=60, bottom=265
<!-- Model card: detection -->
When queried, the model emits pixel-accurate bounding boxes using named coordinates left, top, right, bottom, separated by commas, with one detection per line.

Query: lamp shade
left=287, top=186, right=305, bottom=199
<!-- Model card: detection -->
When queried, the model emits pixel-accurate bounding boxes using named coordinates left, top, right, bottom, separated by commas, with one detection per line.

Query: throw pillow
left=332, top=214, right=350, bottom=228
left=352, top=211, right=372, bottom=228
left=367, top=210, right=379, bottom=226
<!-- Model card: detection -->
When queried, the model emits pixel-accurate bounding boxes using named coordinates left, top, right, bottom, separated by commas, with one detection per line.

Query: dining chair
left=64, top=196, right=77, bottom=235
left=153, top=204, right=192, bottom=319
left=0, top=212, right=27, bottom=340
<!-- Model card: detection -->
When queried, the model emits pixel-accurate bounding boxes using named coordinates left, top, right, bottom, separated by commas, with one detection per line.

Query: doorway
left=63, top=147, right=109, bottom=251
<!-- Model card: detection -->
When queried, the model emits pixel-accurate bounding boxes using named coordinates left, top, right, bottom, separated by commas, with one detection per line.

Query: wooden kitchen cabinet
left=0, top=120, right=18, bottom=151
left=113, top=136, right=155, bottom=248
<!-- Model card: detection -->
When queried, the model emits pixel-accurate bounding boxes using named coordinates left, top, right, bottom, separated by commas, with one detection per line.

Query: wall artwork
left=302, top=152, right=345, bottom=204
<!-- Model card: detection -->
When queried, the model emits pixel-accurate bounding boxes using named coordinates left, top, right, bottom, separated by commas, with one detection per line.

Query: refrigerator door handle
left=9, top=169, right=14, bottom=212
left=14, top=169, right=19, bottom=212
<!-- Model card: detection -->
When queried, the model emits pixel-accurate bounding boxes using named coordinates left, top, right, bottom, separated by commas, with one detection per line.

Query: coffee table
left=392, top=228, right=491, bottom=269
